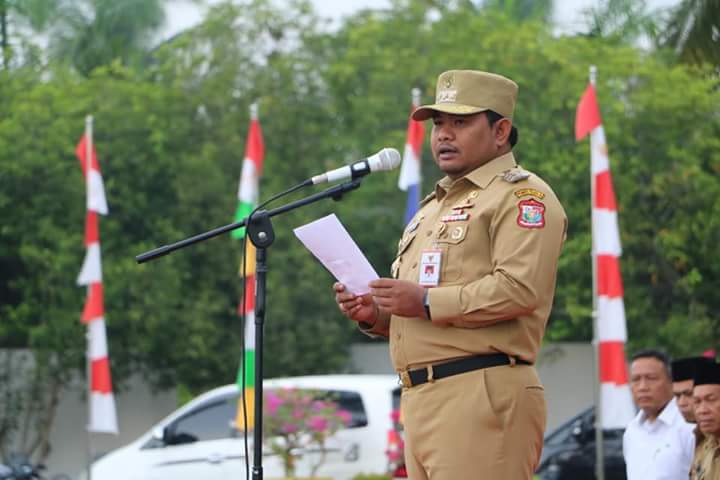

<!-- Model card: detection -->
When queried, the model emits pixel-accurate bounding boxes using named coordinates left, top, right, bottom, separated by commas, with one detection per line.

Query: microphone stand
left=136, top=178, right=364, bottom=480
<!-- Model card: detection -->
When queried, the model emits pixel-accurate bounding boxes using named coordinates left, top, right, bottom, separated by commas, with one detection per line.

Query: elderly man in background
left=690, top=361, right=720, bottom=479
left=623, top=350, right=695, bottom=479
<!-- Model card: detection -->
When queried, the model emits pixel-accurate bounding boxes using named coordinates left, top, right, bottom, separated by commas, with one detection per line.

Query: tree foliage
left=660, top=0, right=720, bottom=66
left=1, top=0, right=719, bottom=461
left=47, top=0, right=166, bottom=74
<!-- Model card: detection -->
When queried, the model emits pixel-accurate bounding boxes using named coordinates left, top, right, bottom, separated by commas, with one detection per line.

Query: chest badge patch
left=517, top=199, right=546, bottom=229
left=440, top=213, right=470, bottom=222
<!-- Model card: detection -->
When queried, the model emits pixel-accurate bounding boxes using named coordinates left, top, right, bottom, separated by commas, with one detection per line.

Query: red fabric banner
left=599, top=341, right=630, bottom=384
left=82, top=283, right=104, bottom=323
left=575, top=84, right=602, bottom=141
left=91, top=357, right=113, bottom=394
left=597, top=255, right=624, bottom=298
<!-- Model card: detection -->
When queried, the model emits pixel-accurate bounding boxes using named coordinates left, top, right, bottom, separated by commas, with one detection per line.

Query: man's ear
left=494, top=118, right=512, bottom=147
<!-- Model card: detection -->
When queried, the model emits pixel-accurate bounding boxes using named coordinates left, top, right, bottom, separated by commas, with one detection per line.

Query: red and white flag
left=398, top=88, right=425, bottom=225
left=76, top=117, right=118, bottom=434
left=576, top=77, right=635, bottom=429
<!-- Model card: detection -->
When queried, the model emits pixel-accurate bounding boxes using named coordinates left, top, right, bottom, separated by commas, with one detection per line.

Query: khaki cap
left=412, top=70, right=518, bottom=121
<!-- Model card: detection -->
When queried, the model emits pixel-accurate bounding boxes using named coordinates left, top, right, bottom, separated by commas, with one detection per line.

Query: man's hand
left=369, top=278, right=427, bottom=319
left=334, top=283, right=379, bottom=325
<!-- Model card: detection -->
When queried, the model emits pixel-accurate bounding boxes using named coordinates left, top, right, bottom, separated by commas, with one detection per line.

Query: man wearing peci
left=690, top=360, right=720, bottom=479
left=623, top=350, right=695, bottom=479
left=672, top=356, right=715, bottom=423
left=334, top=70, right=567, bottom=479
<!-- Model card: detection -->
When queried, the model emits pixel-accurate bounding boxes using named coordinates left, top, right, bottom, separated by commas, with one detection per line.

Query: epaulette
left=419, top=191, right=436, bottom=207
left=502, top=168, right=531, bottom=183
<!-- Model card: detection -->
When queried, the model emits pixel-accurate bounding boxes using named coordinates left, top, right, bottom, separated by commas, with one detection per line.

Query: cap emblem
left=436, top=89, right=457, bottom=103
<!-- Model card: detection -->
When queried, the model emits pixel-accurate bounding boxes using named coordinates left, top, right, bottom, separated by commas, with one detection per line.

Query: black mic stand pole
left=136, top=178, right=364, bottom=480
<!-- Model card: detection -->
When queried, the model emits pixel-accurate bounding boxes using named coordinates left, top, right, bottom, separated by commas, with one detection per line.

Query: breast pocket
left=434, top=223, right=468, bottom=283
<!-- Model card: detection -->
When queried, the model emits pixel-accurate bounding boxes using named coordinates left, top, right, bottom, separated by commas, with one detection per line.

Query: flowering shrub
left=385, top=408, right=406, bottom=477
left=264, top=388, right=351, bottom=478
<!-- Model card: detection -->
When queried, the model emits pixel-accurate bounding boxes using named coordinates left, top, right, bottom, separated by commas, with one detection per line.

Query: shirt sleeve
left=682, top=424, right=697, bottom=472
left=622, top=429, right=630, bottom=474
left=358, top=311, right=391, bottom=338
left=428, top=185, right=567, bottom=327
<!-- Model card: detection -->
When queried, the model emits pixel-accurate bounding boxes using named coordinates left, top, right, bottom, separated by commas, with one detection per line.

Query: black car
left=535, top=407, right=627, bottom=480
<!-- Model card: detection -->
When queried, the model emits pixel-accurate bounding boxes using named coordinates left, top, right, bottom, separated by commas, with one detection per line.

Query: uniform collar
left=435, top=151, right=517, bottom=199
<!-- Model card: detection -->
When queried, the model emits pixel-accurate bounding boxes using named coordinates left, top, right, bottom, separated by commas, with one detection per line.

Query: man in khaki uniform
left=690, top=361, right=720, bottom=480
left=334, top=70, right=567, bottom=479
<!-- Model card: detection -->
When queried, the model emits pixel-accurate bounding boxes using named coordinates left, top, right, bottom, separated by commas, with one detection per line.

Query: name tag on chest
left=419, top=249, right=442, bottom=286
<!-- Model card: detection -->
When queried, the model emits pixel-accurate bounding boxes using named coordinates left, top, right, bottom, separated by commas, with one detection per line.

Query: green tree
left=481, top=0, right=554, bottom=23
left=2, top=0, right=720, bottom=462
left=47, top=0, right=166, bottom=75
left=661, top=0, right=720, bottom=65
left=581, top=0, right=660, bottom=44
left=0, top=0, right=59, bottom=68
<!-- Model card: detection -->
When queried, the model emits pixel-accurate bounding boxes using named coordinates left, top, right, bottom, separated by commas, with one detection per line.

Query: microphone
left=309, top=148, right=401, bottom=185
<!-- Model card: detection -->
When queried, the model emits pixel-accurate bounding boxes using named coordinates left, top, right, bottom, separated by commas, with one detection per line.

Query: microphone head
left=370, top=148, right=402, bottom=172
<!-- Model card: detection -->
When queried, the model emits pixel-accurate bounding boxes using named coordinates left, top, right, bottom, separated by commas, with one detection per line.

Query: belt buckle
left=399, top=370, right=412, bottom=388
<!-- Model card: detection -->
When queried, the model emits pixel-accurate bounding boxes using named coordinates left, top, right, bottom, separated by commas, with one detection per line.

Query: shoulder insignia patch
left=517, top=199, right=545, bottom=229
left=419, top=192, right=436, bottom=207
left=514, top=188, right=545, bottom=199
left=502, top=170, right=531, bottom=183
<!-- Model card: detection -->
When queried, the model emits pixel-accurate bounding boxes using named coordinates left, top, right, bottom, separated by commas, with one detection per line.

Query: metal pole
left=85, top=115, right=94, bottom=480
left=252, top=245, right=266, bottom=480
left=589, top=66, right=605, bottom=480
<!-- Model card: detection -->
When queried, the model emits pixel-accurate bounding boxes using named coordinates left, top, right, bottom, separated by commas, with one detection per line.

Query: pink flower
left=307, top=415, right=329, bottom=433
left=336, top=409, right=352, bottom=426
left=312, top=400, right=327, bottom=411
left=292, top=408, right=305, bottom=420
left=282, top=423, right=299, bottom=434
left=386, top=449, right=403, bottom=462
left=390, top=408, right=401, bottom=424
left=266, top=391, right=284, bottom=415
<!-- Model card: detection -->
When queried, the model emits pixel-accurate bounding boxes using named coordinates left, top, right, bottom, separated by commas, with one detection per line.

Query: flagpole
left=411, top=87, right=420, bottom=111
left=85, top=114, right=94, bottom=480
left=589, top=65, right=605, bottom=480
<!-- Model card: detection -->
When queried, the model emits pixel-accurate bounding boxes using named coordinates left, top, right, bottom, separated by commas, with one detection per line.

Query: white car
left=88, top=374, right=401, bottom=480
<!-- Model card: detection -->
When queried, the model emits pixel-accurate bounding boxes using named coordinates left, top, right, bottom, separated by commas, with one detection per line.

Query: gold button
left=468, top=190, right=479, bottom=199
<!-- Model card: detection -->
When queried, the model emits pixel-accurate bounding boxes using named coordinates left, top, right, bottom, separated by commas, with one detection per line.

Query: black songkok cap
left=672, top=356, right=715, bottom=382
left=694, top=361, right=720, bottom=386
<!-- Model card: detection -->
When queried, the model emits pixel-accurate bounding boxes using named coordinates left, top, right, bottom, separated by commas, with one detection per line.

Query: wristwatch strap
left=423, top=289, right=431, bottom=320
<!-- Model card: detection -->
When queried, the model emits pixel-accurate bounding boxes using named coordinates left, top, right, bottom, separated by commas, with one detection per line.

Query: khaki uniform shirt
left=364, top=152, right=567, bottom=371
left=692, top=432, right=720, bottom=480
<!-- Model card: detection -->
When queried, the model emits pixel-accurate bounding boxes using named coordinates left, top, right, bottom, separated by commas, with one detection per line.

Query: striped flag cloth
left=398, top=88, right=425, bottom=225
left=576, top=78, right=635, bottom=429
left=234, top=104, right=264, bottom=430
left=76, top=118, right=118, bottom=434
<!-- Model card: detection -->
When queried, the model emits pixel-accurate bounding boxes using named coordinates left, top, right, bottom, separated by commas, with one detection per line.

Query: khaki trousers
left=401, top=364, right=546, bottom=480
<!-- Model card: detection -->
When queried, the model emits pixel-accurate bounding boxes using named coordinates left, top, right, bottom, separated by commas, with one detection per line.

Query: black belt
left=399, top=354, right=531, bottom=388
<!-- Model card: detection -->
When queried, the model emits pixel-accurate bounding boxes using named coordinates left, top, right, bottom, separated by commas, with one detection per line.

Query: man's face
left=673, top=379, right=696, bottom=422
left=630, top=357, right=673, bottom=419
left=694, top=384, right=720, bottom=436
left=430, top=112, right=509, bottom=179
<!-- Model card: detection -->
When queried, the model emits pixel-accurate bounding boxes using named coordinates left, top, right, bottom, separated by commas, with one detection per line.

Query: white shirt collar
left=634, top=397, right=680, bottom=429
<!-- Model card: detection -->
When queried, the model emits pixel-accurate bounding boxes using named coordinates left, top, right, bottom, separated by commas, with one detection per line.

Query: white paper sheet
left=293, top=214, right=379, bottom=295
